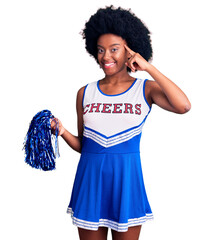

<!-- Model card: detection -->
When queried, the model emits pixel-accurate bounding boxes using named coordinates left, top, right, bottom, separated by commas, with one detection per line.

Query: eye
left=97, top=48, right=104, bottom=54
left=111, top=48, right=118, bottom=52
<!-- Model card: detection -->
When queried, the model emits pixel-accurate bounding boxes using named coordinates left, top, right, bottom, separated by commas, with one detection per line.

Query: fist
left=124, top=44, right=150, bottom=72
left=51, top=118, right=65, bottom=136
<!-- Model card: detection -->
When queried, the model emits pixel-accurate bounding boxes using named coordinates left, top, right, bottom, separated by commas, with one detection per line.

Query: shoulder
left=137, top=78, right=156, bottom=89
left=145, top=79, right=157, bottom=89
left=77, top=85, right=86, bottom=96
left=77, top=84, right=89, bottom=98
left=145, top=79, right=165, bottom=97
left=77, top=80, right=97, bottom=96
left=76, top=85, right=87, bottom=108
left=144, top=79, right=162, bottom=106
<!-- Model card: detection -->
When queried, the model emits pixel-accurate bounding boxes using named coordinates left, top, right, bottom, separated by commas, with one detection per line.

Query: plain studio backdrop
left=0, top=0, right=212, bottom=239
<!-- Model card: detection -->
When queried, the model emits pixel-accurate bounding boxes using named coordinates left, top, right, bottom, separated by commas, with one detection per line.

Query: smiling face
left=97, top=34, right=129, bottom=76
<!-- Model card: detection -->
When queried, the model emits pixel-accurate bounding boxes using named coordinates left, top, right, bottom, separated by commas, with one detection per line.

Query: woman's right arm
left=53, top=86, right=85, bottom=153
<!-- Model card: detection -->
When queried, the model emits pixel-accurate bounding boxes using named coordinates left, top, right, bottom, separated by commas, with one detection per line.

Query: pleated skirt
left=67, top=152, right=153, bottom=232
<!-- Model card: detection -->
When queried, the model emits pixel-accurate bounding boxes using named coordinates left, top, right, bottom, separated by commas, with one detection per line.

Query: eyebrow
left=97, top=43, right=121, bottom=48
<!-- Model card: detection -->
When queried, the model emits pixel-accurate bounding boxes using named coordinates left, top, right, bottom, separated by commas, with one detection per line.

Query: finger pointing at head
left=124, top=44, right=136, bottom=56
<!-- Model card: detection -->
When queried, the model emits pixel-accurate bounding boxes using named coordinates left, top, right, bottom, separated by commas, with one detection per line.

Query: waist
left=81, top=134, right=141, bottom=154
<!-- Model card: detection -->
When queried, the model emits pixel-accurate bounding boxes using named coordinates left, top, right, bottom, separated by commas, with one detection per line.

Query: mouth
left=102, top=62, right=116, bottom=69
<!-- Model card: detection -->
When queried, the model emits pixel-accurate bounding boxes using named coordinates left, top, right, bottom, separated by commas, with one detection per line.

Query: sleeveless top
left=82, top=78, right=151, bottom=153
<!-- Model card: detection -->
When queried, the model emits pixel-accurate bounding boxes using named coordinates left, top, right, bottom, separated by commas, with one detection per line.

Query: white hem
left=67, top=208, right=153, bottom=232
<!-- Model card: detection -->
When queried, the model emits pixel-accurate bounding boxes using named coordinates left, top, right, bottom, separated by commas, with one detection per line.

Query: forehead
left=97, top=33, right=126, bottom=47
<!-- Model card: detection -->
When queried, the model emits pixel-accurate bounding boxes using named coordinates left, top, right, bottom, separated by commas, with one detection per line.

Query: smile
left=103, top=62, right=116, bottom=68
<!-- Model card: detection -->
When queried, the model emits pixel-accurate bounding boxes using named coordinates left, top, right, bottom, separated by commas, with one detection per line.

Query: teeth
left=105, top=63, right=115, bottom=66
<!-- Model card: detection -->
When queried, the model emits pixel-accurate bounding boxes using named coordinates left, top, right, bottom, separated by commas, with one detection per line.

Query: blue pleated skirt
left=67, top=152, right=153, bottom=232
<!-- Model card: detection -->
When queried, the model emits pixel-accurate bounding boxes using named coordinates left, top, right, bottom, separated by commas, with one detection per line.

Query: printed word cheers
left=84, top=103, right=141, bottom=115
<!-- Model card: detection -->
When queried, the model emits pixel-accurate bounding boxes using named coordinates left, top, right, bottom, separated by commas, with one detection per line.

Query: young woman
left=52, top=6, right=191, bottom=240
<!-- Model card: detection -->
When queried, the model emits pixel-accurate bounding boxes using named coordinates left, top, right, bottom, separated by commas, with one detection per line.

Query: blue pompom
left=23, top=110, right=60, bottom=171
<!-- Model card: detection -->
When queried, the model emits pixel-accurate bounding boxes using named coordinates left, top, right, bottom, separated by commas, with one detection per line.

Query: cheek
left=116, top=50, right=128, bottom=63
left=97, top=54, right=102, bottom=64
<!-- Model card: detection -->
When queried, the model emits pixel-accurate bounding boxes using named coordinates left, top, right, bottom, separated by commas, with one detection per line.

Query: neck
left=103, top=68, right=134, bottom=84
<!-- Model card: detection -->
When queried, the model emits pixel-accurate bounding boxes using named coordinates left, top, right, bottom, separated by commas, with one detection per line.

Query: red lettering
left=124, top=103, right=133, bottom=114
left=89, top=103, right=101, bottom=113
left=83, top=104, right=90, bottom=114
left=84, top=103, right=142, bottom=115
left=101, top=103, right=112, bottom=113
left=135, top=104, right=141, bottom=115
left=112, top=103, right=123, bottom=113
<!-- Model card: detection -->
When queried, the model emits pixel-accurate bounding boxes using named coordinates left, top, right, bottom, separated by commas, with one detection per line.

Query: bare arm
left=61, top=86, right=85, bottom=153
left=124, top=44, right=191, bottom=114
left=52, top=86, right=85, bottom=153
left=146, top=65, right=191, bottom=114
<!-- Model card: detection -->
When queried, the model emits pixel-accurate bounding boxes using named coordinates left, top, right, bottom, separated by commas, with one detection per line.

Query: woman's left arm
left=145, top=65, right=191, bottom=114
left=124, top=45, right=191, bottom=114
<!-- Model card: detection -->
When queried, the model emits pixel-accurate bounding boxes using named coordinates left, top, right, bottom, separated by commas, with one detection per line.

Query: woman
left=52, top=6, right=191, bottom=240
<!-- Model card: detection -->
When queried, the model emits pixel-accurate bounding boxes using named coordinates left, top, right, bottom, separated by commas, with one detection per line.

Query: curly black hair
left=81, top=5, right=153, bottom=72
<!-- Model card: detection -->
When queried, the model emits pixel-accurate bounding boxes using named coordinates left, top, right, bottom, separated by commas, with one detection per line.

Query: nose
left=102, top=50, right=111, bottom=61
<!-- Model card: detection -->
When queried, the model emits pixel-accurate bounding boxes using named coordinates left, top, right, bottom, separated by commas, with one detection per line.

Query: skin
left=51, top=33, right=191, bottom=239
left=78, top=225, right=142, bottom=240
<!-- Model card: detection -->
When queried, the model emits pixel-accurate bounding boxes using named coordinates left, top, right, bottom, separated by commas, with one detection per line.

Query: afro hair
left=81, top=5, right=153, bottom=71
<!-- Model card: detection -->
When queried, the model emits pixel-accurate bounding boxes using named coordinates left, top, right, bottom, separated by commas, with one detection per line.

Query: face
left=97, top=34, right=129, bottom=76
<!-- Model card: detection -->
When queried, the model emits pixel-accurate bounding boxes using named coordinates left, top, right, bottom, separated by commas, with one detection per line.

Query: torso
left=82, top=78, right=151, bottom=140
left=76, top=78, right=153, bottom=138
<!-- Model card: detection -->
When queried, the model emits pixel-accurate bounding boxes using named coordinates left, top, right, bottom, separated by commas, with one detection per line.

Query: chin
left=102, top=65, right=127, bottom=76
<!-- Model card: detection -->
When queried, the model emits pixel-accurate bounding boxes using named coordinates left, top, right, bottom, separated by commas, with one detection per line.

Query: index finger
left=124, top=44, right=135, bottom=55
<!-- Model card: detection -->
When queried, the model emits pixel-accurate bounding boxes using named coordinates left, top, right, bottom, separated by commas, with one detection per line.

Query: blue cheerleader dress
left=67, top=78, right=153, bottom=232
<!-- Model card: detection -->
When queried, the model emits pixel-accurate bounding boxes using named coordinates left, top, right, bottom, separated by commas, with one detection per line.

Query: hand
left=124, top=44, right=150, bottom=72
left=51, top=118, right=65, bottom=136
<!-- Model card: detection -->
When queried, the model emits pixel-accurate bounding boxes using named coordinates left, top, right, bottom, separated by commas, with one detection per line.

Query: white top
left=82, top=78, right=151, bottom=148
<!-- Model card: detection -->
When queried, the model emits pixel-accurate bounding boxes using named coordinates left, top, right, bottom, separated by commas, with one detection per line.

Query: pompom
left=23, top=110, right=60, bottom=171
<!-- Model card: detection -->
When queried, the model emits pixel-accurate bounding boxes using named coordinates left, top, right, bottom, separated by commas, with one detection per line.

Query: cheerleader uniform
left=67, top=78, right=153, bottom=232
